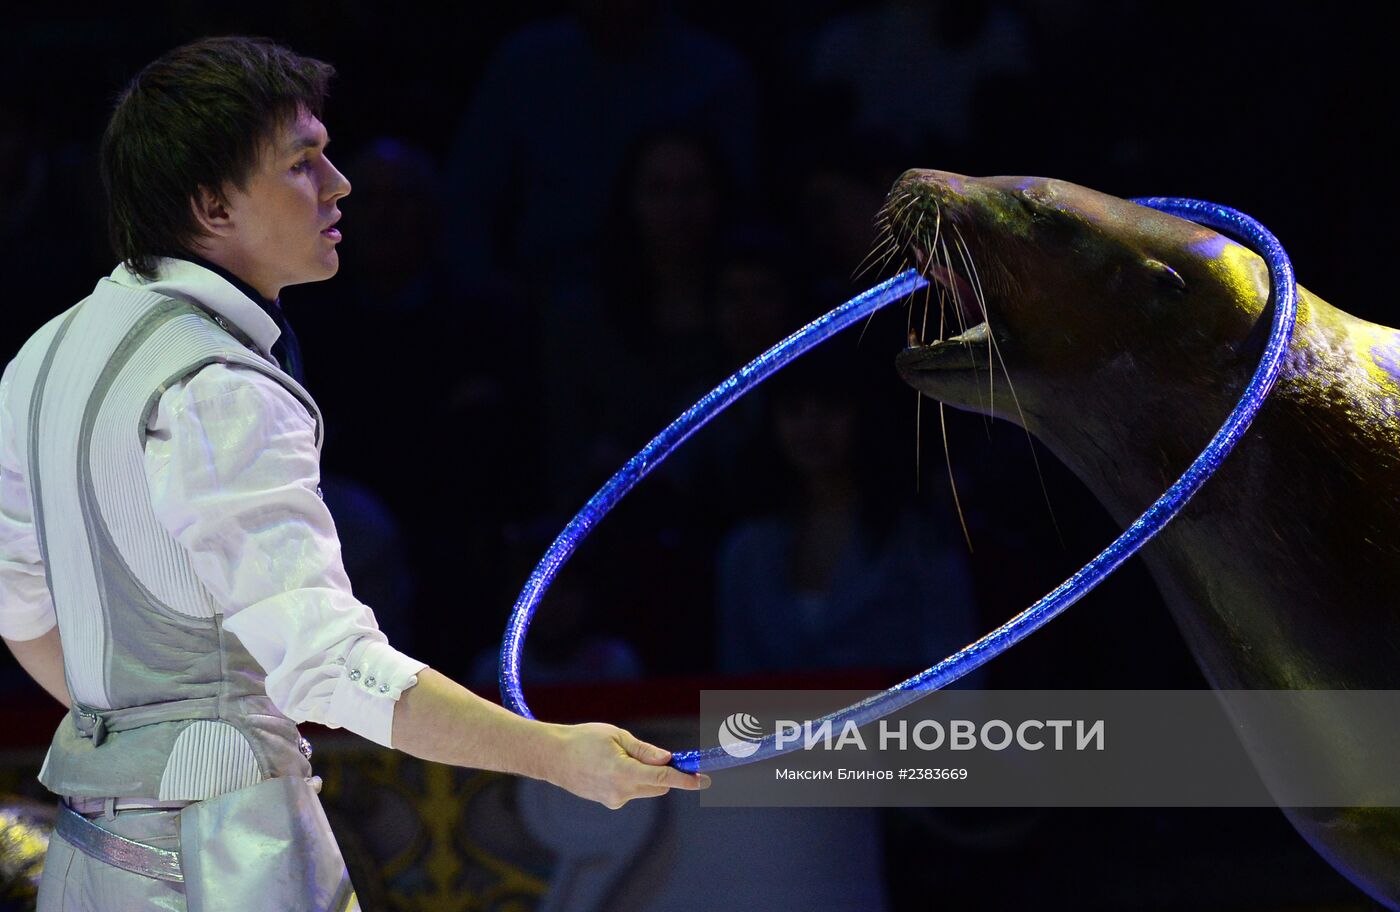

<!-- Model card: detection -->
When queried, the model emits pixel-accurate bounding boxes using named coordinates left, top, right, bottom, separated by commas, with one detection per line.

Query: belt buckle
left=76, top=708, right=108, bottom=746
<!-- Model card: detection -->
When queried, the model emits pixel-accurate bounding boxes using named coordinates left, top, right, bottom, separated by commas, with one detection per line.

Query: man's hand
left=548, top=722, right=711, bottom=809
left=391, top=669, right=710, bottom=808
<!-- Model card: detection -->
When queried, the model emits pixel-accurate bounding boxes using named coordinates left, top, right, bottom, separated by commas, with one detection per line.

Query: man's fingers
left=645, top=764, right=710, bottom=790
left=603, top=783, right=668, bottom=809
left=619, top=732, right=672, bottom=765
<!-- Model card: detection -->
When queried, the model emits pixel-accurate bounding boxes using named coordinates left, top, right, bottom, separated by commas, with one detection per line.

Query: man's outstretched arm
left=392, top=668, right=708, bottom=809
left=147, top=362, right=707, bottom=807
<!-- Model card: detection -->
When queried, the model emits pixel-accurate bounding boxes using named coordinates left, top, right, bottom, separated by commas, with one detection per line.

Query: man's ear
left=189, top=185, right=233, bottom=237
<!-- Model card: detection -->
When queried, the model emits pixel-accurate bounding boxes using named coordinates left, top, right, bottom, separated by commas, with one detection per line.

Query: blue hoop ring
left=499, top=198, right=1297, bottom=774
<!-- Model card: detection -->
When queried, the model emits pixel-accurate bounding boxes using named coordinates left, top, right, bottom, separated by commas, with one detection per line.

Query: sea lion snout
left=893, top=167, right=971, bottom=195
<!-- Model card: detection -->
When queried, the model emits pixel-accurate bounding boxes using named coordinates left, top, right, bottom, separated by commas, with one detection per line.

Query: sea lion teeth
left=947, top=321, right=989, bottom=345
left=896, top=324, right=993, bottom=374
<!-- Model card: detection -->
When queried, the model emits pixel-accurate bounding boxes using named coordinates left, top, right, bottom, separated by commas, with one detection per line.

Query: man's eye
left=291, top=160, right=309, bottom=172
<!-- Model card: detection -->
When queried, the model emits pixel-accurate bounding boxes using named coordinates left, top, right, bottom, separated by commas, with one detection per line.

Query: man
left=0, top=35, right=707, bottom=911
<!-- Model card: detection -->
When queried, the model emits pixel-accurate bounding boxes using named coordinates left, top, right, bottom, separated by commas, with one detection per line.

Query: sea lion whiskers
left=945, top=232, right=993, bottom=438
left=913, top=279, right=931, bottom=485
left=905, top=205, right=977, bottom=550
left=904, top=209, right=926, bottom=262
left=951, top=223, right=1066, bottom=547
left=882, top=192, right=918, bottom=254
left=929, top=238, right=974, bottom=546
left=911, top=282, right=976, bottom=551
left=853, top=211, right=906, bottom=344
left=853, top=203, right=900, bottom=283
left=856, top=232, right=902, bottom=345
left=851, top=232, right=897, bottom=283
left=939, top=234, right=990, bottom=418
left=905, top=197, right=945, bottom=343
left=869, top=236, right=904, bottom=282
left=920, top=262, right=932, bottom=344
left=934, top=232, right=1001, bottom=538
left=886, top=197, right=980, bottom=551
left=926, top=198, right=944, bottom=309
left=940, top=397, right=974, bottom=552
left=865, top=207, right=928, bottom=346
left=951, top=230, right=995, bottom=412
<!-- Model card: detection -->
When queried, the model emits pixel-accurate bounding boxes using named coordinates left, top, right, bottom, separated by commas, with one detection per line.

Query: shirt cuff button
left=364, top=676, right=377, bottom=688
left=348, top=669, right=361, bottom=681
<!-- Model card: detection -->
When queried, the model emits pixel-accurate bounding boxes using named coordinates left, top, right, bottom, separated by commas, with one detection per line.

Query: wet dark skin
left=886, top=170, right=1400, bottom=907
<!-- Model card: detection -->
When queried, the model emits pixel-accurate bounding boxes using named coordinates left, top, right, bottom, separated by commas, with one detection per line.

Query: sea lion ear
left=1144, top=258, right=1186, bottom=293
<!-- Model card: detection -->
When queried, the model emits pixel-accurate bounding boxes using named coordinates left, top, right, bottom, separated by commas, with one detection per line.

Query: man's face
left=205, top=106, right=351, bottom=297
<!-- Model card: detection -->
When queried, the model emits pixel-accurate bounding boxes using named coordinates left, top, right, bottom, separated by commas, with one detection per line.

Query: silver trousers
left=39, top=805, right=184, bottom=911
left=37, top=777, right=359, bottom=911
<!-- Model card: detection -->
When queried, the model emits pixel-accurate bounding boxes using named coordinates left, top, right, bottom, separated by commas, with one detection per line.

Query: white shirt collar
left=107, top=257, right=282, bottom=359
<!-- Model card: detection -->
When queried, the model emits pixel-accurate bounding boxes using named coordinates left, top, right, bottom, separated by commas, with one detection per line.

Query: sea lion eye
left=1017, top=191, right=1053, bottom=226
left=1145, top=258, right=1186, bottom=292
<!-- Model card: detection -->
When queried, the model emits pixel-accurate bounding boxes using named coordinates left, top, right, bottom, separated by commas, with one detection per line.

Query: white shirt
left=0, top=258, right=427, bottom=749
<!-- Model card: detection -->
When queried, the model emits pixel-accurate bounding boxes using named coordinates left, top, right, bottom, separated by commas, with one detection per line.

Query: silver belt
left=54, top=800, right=184, bottom=882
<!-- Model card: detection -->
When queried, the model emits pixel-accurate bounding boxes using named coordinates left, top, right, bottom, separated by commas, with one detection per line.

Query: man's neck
left=162, top=248, right=304, bottom=382
left=169, top=251, right=281, bottom=310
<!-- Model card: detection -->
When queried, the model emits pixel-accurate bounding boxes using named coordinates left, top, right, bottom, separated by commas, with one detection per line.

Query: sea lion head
left=888, top=170, right=1271, bottom=453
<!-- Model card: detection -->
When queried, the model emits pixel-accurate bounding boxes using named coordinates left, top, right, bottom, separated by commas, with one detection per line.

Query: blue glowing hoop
left=499, top=198, right=1296, bottom=774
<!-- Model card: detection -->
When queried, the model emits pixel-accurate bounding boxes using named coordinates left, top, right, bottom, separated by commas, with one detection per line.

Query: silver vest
left=14, top=277, right=320, bottom=799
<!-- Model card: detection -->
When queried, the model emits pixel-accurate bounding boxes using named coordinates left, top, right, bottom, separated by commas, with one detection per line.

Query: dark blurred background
left=1, top=1, right=1393, bottom=909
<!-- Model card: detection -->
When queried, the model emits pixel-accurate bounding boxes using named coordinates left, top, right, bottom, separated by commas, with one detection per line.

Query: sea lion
left=885, top=170, right=1400, bottom=907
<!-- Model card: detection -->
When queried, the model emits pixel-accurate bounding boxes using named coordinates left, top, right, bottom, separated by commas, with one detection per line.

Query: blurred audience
left=802, top=0, right=1029, bottom=157
left=715, top=345, right=980, bottom=675
left=561, top=128, right=737, bottom=507
left=440, top=0, right=757, bottom=301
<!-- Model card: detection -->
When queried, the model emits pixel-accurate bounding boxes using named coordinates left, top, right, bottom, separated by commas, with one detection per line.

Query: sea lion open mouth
left=910, top=250, right=992, bottom=368
left=881, top=170, right=1011, bottom=381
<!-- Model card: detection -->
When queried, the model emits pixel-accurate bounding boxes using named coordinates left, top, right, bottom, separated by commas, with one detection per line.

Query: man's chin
left=311, top=251, right=340, bottom=280
left=280, top=259, right=339, bottom=289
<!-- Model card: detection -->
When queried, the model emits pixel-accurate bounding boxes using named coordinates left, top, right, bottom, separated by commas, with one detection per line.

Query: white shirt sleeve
left=0, top=358, right=57, bottom=641
left=143, top=361, right=427, bottom=748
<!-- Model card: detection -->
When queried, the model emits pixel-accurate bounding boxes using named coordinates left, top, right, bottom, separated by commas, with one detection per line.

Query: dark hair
left=101, top=36, right=335, bottom=280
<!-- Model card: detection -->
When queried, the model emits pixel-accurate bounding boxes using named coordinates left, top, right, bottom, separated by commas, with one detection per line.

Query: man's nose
left=326, top=162, right=351, bottom=199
